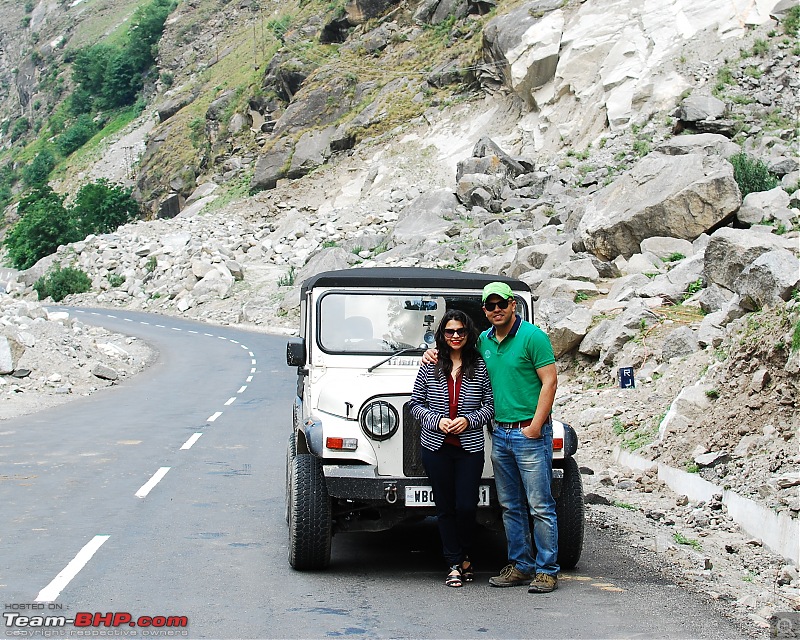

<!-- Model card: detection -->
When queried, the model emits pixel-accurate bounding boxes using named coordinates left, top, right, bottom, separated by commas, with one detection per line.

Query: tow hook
left=384, top=481, right=398, bottom=504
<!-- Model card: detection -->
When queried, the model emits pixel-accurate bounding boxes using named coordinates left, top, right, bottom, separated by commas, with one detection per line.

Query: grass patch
left=277, top=266, right=296, bottom=287
left=612, top=501, right=637, bottom=510
left=730, top=152, right=779, bottom=197
left=685, top=462, right=699, bottom=474
left=674, top=532, right=702, bottom=550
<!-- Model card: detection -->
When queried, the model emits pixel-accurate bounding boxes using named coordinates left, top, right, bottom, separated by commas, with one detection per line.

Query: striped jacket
left=409, top=359, right=494, bottom=453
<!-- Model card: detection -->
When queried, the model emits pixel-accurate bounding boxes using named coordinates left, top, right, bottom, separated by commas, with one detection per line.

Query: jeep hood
left=315, top=369, right=415, bottom=419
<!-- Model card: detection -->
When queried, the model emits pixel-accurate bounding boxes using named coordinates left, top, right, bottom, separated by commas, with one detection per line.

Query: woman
left=409, top=310, right=494, bottom=588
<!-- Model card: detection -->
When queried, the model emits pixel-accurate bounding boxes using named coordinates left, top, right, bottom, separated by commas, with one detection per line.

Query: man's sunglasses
left=443, top=328, right=466, bottom=337
left=483, top=298, right=511, bottom=312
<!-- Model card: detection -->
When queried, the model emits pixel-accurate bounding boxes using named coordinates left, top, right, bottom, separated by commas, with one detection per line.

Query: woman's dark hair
left=434, top=309, right=480, bottom=380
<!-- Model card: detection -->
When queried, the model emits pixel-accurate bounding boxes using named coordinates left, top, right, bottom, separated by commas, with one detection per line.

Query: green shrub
left=56, top=114, right=97, bottom=156
left=107, top=273, right=125, bottom=287
left=22, top=148, right=56, bottom=187
left=34, top=264, right=92, bottom=302
left=730, top=152, right=779, bottom=197
left=72, top=178, right=140, bottom=235
left=10, top=117, right=29, bottom=142
left=782, top=5, right=800, bottom=36
left=3, top=186, right=80, bottom=269
left=277, top=266, right=296, bottom=287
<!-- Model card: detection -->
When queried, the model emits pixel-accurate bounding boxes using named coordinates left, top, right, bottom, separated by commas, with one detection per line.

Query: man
left=423, top=281, right=559, bottom=593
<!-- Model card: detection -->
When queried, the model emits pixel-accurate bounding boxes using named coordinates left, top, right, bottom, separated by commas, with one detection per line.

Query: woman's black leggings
left=420, top=444, right=485, bottom=566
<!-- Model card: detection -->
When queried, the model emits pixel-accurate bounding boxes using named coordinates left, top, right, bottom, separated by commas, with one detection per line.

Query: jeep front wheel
left=288, top=453, right=332, bottom=570
left=556, top=456, right=584, bottom=570
left=284, top=433, right=296, bottom=525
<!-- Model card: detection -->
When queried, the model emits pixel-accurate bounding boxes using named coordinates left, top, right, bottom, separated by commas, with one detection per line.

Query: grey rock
left=250, top=141, right=293, bottom=191
left=676, top=95, right=726, bottom=123
left=703, top=227, right=795, bottom=291
left=662, top=326, right=699, bottom=361
left=92, top=364, right=119, bottom=381
left=733, top=249, right=800, bottom=310
left=392, top=190, right=460, bottom=244
left=288, top=127, right=334, bottom=179
left=536, top=297, right=593, bottom=357
left=579, top=153, right=741, bottom=259
left=655, top=133, right=740, bottom=158
left=698, top=284, right=734, bottom=314
left=640, top=236, right=695, bottom=260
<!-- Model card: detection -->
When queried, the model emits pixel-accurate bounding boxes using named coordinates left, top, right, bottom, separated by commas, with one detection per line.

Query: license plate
left=405, top=485, right=490, bottom=507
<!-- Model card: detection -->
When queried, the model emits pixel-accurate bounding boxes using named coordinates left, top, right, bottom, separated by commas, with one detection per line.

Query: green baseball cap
left=482, top=281, right=514, bottom=302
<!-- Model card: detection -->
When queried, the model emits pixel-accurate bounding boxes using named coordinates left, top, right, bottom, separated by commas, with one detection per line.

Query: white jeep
left=285, top=267, right=584, bottom=570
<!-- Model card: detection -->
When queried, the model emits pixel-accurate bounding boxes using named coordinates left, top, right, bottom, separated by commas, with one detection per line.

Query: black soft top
left=300, top=267, right=529, bottom=300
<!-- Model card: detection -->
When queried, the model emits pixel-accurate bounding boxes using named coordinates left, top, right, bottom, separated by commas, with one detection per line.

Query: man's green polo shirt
left=477, top=315, right=555, bottom=423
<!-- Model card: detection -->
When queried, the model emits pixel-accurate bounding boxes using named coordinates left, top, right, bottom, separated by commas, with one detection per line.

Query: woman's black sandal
left=445, top=565, right=463, bottom=588
left=460, top=559, right=474, bottom=582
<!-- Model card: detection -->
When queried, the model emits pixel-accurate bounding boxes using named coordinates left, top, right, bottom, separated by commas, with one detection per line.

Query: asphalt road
left=0, top=308, right=748, bottom=639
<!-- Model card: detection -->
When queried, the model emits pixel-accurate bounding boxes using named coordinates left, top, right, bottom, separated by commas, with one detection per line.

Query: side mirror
left=286, top=337, right=306, bottom=367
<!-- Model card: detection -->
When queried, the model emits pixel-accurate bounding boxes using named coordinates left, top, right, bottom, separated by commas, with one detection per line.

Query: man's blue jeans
left=491, top=421, right=559, bottom=576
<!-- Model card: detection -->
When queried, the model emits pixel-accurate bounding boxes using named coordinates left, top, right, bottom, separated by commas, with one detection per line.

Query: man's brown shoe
left=488, top=564, right=532, bottom=587
left=528, top=573, right=558, bottom=593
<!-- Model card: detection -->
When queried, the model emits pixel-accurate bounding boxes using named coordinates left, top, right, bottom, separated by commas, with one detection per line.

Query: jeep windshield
left=317, top=291, right=526, bottom=355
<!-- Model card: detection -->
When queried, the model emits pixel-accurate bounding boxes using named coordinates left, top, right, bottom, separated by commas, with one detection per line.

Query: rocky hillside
left=0, top=0, right=799, bottom=632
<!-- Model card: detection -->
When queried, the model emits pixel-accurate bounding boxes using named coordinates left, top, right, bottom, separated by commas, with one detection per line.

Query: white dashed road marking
left=134, top=467, right=171, bottom=498
left=35, top=535, right=110, bottom=602
left=207, top=411, right=223, bottom=422
left=180, top=433, right=203, bottom=450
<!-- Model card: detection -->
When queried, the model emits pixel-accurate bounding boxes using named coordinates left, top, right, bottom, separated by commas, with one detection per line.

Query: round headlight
left=360, top=400, right=399, bottom=441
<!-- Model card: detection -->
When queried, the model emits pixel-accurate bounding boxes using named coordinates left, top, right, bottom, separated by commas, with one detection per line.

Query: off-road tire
left=284, top=433, right=296, bottom=525
left=556, top=456, right=585, bottom=570
left=288, top=453, right=332, bottom=570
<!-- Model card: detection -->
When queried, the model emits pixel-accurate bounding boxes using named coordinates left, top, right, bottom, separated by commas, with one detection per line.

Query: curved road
left=0, top=308, right=746, bottom=639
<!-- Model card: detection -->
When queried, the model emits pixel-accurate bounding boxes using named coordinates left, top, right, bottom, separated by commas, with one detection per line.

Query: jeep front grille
left=402, top=403, right=426, bottom=477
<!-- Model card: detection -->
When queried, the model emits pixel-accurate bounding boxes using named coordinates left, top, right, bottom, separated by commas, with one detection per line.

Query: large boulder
left=480, top=3, right=564, bottom=108
left=736, top=186, right=794, bottom=226
left=288, top=127, right=334, bottom=179
left=391, top=190, right=459, bottom=244
left=655, top=133, right=740, bottom=158
left=733, top=249, right=800, bottom=310
left=703, top=227, right=796, bottom=291
left=535, top=297, right=593, bottom=357
left=578, top=153, right=741, bottom=259
left=250, top=141, right=293, bottom=191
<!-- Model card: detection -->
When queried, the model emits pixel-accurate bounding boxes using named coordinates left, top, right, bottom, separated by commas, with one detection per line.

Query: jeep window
left=317, top=292, right=529, bottom=354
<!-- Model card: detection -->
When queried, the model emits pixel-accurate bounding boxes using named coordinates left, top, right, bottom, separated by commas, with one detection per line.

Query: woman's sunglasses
left=483, top=298, right=511, bottom=312
left=443, top=328, right=466, bottom=337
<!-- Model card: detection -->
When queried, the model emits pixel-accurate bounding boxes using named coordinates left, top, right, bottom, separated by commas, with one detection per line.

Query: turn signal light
left=552, top=437, right=563, bottom=451
left=326, top=437, right=358, bottom=451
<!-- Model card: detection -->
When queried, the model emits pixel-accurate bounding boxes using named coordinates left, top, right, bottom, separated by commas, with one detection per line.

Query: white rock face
left=514, top=0, right=781, bottom=150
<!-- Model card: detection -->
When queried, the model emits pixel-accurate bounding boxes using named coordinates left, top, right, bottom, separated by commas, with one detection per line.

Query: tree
left=72, top=179, right=141, bottom=235
left=101, top=51, right=140, bottom=108
left=3, top=186, right=79, bottom=270
left=71, top=44, right=113, bottom=96
left=22, top=148, right=56, bottom=186
left=56, top=114, right=97, bottom=156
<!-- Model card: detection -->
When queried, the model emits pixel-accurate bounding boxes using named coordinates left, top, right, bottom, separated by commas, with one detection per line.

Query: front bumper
left=323, top=464, right=564, bottom=503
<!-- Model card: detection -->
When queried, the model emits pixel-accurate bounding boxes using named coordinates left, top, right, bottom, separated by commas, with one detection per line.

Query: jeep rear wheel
left=556, top=456, right=584, bottom=570
left=288, top=454, right=332, bottom=570
left=284, top=433, right=296, bottom=525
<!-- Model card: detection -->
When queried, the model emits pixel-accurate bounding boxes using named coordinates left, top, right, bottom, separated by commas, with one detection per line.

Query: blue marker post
left=618, top=367, right=635, bottom=388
